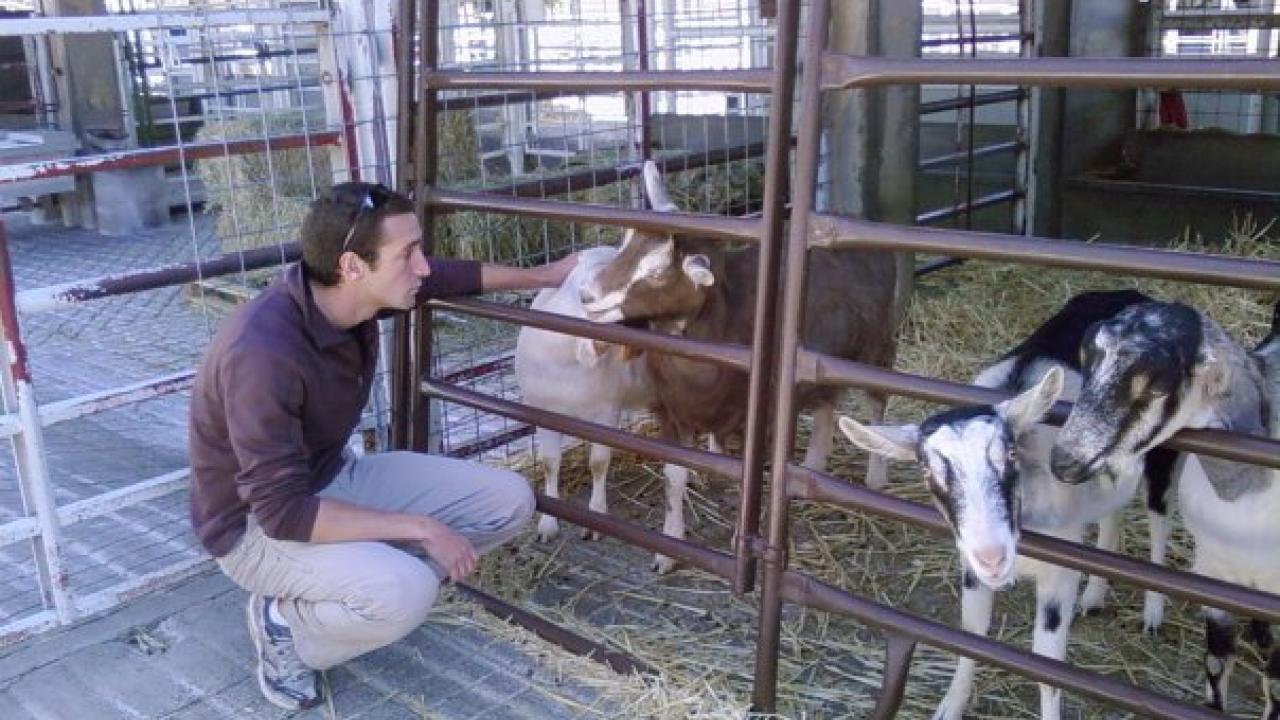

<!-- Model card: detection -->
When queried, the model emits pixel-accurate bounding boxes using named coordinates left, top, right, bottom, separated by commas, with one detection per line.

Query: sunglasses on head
left=340, top=191, right=380, bottom=252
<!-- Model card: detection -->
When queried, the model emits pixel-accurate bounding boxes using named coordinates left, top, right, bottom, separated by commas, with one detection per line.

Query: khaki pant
left=216, top=451, right=534, bottom=670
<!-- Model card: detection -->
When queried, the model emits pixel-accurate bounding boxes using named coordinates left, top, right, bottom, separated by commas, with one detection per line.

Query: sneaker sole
left=246, top=595, right=310, bottom=712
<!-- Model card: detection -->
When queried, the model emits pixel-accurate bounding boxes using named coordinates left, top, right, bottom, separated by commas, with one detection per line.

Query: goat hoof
left=536, top=516, right=560, bottom=543
left=653, top=554, right=677, bottom=574
left=580, top=526, right=601, bottom=541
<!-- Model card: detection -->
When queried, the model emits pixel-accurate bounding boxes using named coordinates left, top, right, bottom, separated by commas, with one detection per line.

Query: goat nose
left=973, top=546, right=1007, bottom=573
left=579, top=284, right=599, bottom=306
left=1051, top=447, right=1087, bottom=484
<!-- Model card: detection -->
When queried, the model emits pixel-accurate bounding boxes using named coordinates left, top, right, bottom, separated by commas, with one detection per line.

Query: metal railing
left=403, top=0, right=1280, bottom=717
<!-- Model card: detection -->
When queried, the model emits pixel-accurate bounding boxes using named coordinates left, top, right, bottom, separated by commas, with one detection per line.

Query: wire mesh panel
left=428, top=0, right=776, bottom=464
left=917, top=0, right=1028, bottom=235
left=1145, top=0, right=1280, bottom=133
left=0, top=0, right=396, bottom=642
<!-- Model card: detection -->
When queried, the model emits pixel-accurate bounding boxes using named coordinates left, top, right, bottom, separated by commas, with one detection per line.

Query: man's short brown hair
left=301, top=182, right=415, bottom=286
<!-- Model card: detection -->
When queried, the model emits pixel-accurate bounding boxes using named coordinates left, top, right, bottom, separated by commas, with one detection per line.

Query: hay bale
left=195, top=112, right=332, bottom=253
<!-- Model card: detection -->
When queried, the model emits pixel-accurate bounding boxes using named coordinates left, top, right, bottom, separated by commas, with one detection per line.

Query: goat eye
left=1006, top=448, right=1018, bottom=463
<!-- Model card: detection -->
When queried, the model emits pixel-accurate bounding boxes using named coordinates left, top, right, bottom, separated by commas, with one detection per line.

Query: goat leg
left=1204, top=607, right=1237, bottom=712
left=933, top=567, right=993, bottom=720
left=535, top=427, right=563, bottom=543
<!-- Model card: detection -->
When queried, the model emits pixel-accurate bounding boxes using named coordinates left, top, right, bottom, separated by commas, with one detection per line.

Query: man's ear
left=337, top=250, right=367, bottom=280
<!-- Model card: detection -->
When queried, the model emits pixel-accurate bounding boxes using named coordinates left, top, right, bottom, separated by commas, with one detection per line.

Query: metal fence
left=0, top=0, right=398, bottom=645
left=408, top=1, right=1280, bottom=718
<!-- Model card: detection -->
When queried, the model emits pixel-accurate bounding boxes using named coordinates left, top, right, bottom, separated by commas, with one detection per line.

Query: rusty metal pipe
left=426, top=298, right=751, bottom=370
left=788, top=464, right=1280, bottom=624
left=824, top=55, right=1280, bottom=91
left=453, top=582, right=656, bottom=677
left=750, top=0, right=831, bottom=710
left=810, top=215, right=1280, bottom=291
left=735, top=0, right=801, bottom=600
left=16, top=244, right=300, bottom=315
left=0, top=132, right=341, bottom=186
left=803, top=352, right=1280, bottom=470
left=423, top=188, right=762, bottom=242
left=421, top=379, right=742, bottom=479
left=423, top=69, right=773, bottom=93
left=778, top=567, right=1230, bottom=720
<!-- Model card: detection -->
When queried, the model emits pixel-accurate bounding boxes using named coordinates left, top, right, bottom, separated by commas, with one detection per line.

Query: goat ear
left=642, top=160, right=679, bottom=212
left=837, top=416, right=918, bottom=462
left=999, top=365, right=1064, bottom=434
left=682, top=254, right=715, bottom=287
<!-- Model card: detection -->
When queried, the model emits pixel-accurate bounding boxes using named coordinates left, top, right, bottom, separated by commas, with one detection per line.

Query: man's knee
left=491, top=469, right=535, bottom=530
left=356, top=559, right=440, bottom=643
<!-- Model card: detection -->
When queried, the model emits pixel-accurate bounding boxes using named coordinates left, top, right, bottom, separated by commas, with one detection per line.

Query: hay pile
left=459, top=216, right=1278, bottom=719
left=195, top=112, right=332, bottom=253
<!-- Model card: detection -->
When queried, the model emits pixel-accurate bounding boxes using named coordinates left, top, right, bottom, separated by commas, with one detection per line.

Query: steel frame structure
left=404, top=0, right=1280, bottom=716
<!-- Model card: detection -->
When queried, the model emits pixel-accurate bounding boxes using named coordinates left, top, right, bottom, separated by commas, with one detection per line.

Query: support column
left=825, top=0, right=920, bottom=318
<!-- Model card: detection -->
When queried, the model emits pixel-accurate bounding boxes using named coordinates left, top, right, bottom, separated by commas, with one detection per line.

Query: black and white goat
left=514, top=246, right=654, bottom=542
left=1053, top=299, right=1280, bottom=719
left=838, top=290, right=1177, bottom=720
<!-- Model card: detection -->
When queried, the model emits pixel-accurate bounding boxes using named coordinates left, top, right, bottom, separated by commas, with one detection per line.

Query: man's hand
left=417, top=518, right=478, bottom=583
left=541, top=251, right=580, bottom=288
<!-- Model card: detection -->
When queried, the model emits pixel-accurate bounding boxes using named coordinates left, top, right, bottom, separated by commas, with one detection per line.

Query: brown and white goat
left=580, top=160, right=899, bottom=572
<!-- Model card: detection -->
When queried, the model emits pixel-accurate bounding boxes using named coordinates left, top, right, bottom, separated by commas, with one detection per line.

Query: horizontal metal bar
left=920, top=32, right=1027, bottom=48
left=800, top=353, right=1280, bottom=470
left=0, top=371, right=194, bottom=438
left=0, top=516, right=38, bottom=546
left=776, top=552, right=1232, bottom=719
left=0, top=9, right=330, bottom=36
left=423, top=189, right=763, bottom=243
left=178, top=47, right=319, bottom=65
left=918, top=141, right=1021, bottom=171
left=453, top=582, right=657, bottom=676
left=809, top=216, right=1280, bottom=291
left=0, top=131, right=340, bottom=185
left=421, top=379, right=742, bottom=479
left=0, top=469, right=189, bottom=546
left=17, top=243, right=299, bottom=315
left=913, top=256, right=966, bottom=277
left=445, top=425, right=535, bottom=459
left=787, top=463, right=1280, bottom=626
left=919, top=89, right=1024, bottom=115
left=439, top=90, right=581, bottom=111
left=1067, top=176, right=1280, bottom=205
left=438, top=355, right=513, bottom=385
left=424, top=69, right=774, bottom=93
left=427, top=298, right=753, bottom=372
left=1161, top=11, right=1280, bottom=31
left=475, top=142, right=770, bottom=200
left=915, top=189, right=1020, bottom=225
left=538, top=494, right=736, bottom=580
left=823, top=56, right=1280, bottom=91
left=71, top=556, right=212, bottom=622
left=0, top=609, right=57, bottom=649
left=57, top=469, right=188, bottom=529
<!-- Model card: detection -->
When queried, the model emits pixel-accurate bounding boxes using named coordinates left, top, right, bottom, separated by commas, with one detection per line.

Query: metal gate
left=0, top=0, right=397, bottom=645
left=406, top=0, right=1280, bottom=717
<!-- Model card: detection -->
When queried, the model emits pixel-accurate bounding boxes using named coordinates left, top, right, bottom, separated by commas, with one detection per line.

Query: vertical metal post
left=1013, top=0, right=1033, bottom=236
left=410, top=0, right=441, bottom=452
left=636, top=0, right=652, bottom=159
left=733, top=0, right=801, bottom=597
left=751, top=0, right=830, bottom=711
left=0, top=221, right=75, bottom=624
left=390, top=0, right=418, bottom=450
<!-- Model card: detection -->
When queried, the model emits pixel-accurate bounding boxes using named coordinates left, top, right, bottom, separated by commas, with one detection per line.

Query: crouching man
left=189, top=183, right=576, bottom=710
